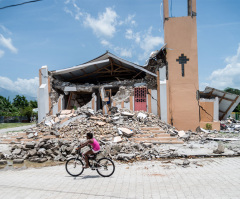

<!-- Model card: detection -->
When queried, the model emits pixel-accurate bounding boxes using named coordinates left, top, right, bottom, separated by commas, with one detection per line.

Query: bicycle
left=65, top=148, right=115, bottom=177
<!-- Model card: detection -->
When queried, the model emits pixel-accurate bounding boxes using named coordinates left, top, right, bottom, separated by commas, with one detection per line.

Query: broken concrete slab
left=113, top=136, right=122, bottom=143
left=60, top=110, right=72, bottom=115
left=118, top=128, right=134, bottom=137
left=137, top=113, right=147, bottom=119
left=121, top=112, right=134, bottom=117
left=116, top=153, right=135, bottom=160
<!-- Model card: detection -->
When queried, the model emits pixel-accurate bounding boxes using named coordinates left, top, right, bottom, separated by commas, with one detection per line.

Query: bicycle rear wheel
left=96, top=158, right=115, bottom=177
left=65, top=158, right=84, bottom=177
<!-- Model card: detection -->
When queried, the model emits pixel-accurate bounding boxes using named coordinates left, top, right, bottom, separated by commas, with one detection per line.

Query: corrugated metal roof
left=51, top=52, right=157, bottom=83
left=202, top=86, right=240, bottom=120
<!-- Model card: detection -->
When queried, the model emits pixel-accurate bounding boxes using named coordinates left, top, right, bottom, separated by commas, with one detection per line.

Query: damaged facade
left=38, top=0, right=240, bottom=131
left=38, top=51, right=168, bottom=125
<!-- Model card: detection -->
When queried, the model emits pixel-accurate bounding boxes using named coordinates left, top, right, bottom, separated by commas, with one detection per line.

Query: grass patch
left=0, top=123, right=33, bottom=130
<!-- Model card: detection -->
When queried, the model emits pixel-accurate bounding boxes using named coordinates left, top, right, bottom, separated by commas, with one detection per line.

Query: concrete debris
left=0, top=160, right=7, bottom=165
left=13, top=159, right=24, bottom=164
left=137, top=113, right=147, bottom=119
left=121, top=112, right=134, bottom=117
left=213, top=143, right=225, bottom=154
left=1, top=109, right=240, bottom=164
left=118, top=128, right=134, bottom=138
left=113, top=136, right=122, bottom=143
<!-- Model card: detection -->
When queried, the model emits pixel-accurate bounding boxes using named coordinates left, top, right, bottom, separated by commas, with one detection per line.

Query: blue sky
left=0, top=0, right=239, bottom=97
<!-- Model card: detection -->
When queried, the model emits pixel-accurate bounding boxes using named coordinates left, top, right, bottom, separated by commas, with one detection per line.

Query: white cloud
left=114, top=47, right=132, bottom=58
left=84, top=7, right=118, bottom=38
left=0, top=34, right=18, bottom=53
left=0, top=50, right=4, bottom=58
left=0, top=25, right=12, bottom=35
left=0, top=76, right=39, bottom=97
left=125, top=27, right=164, bottom=61
left=119, top=14, right=136, bottom=26
left=101, top=39, right=132, bottom=58
left=101, top=39, right=112, bottom=47
left=205, top=44, right=240, bottom=90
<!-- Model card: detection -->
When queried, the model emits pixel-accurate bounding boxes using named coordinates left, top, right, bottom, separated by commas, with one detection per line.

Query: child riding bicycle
left=77, top=132, right=100, bottom=169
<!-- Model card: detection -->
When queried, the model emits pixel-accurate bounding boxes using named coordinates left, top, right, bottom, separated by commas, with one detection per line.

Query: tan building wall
left=163, top=0, right=199, bottom=131
left=200, top=101, right=214, bottom=122
left=200, top=122, right=220, bottom=131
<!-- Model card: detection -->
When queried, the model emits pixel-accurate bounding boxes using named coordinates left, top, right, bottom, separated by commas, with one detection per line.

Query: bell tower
left=163, top=0, right=199, bottom=130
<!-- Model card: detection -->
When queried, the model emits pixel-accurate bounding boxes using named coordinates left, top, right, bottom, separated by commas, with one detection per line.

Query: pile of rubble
left=0, top=107, right=179, bottom=164
left=1, top=107, right=240, bottom=165
left=220, top=117, right=240, bottom=133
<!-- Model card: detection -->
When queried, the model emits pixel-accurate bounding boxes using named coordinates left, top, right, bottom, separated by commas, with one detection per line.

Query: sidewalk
left=0, top=157, right=240, bottom=199
left=0, top=124, right=36, bottom=134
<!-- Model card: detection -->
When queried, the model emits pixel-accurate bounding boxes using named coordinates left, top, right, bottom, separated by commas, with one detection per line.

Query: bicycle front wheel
left=96, top=158, right=115, bottom=177
left=65, top=158, right=84, bottom=177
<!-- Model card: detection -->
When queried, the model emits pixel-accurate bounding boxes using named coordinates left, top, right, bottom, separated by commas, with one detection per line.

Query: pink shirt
left=90, top=138, right=100, bottom=151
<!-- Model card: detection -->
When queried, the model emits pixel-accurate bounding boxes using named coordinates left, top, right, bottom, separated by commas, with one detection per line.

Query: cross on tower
left=176, top=54, right=189, bottom=77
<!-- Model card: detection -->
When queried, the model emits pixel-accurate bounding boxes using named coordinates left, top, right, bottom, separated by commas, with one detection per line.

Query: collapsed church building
left=38, top=0, right=240, bottom=131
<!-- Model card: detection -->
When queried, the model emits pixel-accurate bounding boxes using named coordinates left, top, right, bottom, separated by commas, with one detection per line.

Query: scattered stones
left=2, top=108, right=240, bottom=164
left=25, top=142, right=35, bottom=149
left=213, top=143, right=225, bottom=154
left=38, top=158, right=48, bottom=163
left=0, top=160, right=7, bottom=165
left=116, top=153, right=135, bottom=161
left=0, top=152, right=5, bottom=159
left=12, top=149, right=22, bottom=155
left=13, top=159, right=24, bottom=164
left=27, top=133, right=34, bottom=139
left=183, top=159, right=190, bottom=165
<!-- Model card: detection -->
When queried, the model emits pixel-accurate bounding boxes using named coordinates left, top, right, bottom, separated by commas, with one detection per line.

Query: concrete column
left=159, top=66, right=168, bottom=123
left=188, top=0, right=197, bottom=16
left=163, top=0, right=169, bottom=19
left=38, top=66, right=49, bottom=123
left=214, top=97, right=219, bottom=121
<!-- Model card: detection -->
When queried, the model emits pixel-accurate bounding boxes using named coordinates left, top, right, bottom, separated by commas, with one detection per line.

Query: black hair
left=87, top=132, right=93, bottom=139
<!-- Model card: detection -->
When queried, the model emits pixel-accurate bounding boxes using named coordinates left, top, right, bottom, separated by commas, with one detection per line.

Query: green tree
left=12, top=95, right=29, bottom=109
left=224, top=87, right=240, bottom=95
left=0, top=96, right=18, bottom=116
left=224, top=87, right=240, bottom=112
left=21, top=106, right=33, bottom=122
left=29, top=100, right=38, bottom=108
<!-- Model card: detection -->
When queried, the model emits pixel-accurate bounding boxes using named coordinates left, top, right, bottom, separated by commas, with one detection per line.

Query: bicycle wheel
left=65, top=158, right=84, bottom=177
left=96, top=158, right=115, bottom=177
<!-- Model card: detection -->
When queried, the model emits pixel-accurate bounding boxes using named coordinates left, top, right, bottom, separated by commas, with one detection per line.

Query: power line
left=0, top=0, right=42, bottom=10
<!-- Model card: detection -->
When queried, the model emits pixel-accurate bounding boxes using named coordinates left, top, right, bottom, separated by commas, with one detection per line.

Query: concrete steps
left=134, top=133, right=170, bottom=138
left=130, top=127, right=184, bottom=144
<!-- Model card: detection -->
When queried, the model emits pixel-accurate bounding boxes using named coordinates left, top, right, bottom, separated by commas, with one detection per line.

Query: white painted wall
left=214, top=97, right=219, bottom=121
left=124, top=101, right=130, bottom=110
left=159, top=67, right=168, bottom=123
left=52, top=103, right=58, bottom=115
left=38, top=66, right=49, bottom=123
left=151, top=90, right=158, bottom=116
left=38, top=84, right=49, bottom=122
left=94, top=95, right=97, bottom=112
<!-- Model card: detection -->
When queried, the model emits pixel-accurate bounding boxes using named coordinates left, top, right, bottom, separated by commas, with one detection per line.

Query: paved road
left=0, top=124, right=36, bottom=134
left=0, top=157, right=240, bottom=199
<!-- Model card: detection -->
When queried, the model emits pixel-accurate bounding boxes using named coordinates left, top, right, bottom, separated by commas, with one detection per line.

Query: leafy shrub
left=206, top=123, right=212, bottom=130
